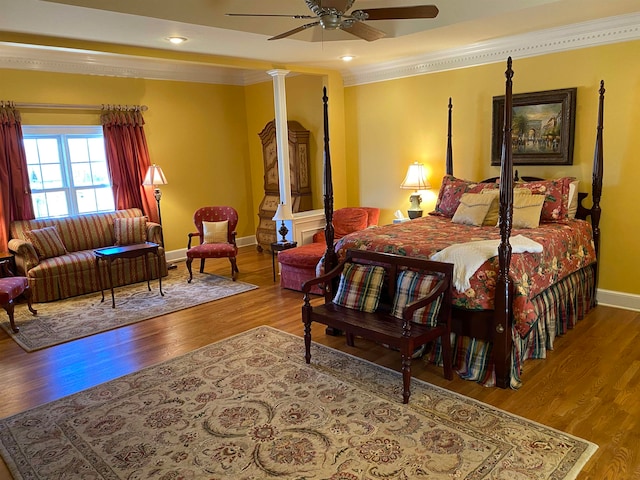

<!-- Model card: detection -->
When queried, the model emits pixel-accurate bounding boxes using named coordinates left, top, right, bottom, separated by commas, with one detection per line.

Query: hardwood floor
left=1, top=245, right=639, bottom=479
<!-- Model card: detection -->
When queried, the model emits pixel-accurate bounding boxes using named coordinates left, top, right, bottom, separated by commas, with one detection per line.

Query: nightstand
left=270, top=241, right=298, bottom=282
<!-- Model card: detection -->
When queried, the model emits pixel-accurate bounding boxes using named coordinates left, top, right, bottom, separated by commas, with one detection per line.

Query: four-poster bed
left=316, top=57, right=605, bottom=388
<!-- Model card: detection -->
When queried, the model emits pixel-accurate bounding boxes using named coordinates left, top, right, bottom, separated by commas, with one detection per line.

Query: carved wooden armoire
left=256, top=119, right=312, bottom=252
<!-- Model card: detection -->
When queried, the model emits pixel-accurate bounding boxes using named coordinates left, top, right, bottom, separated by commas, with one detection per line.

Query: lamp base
left=278, top=221, right=289, bottom=243
left=407, top=193, right=423, bottom=219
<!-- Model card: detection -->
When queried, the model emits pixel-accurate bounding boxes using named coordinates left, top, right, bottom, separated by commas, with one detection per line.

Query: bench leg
left=303, top=321, right=312, bottom=364
left=346, top=332, right=355, bottom=347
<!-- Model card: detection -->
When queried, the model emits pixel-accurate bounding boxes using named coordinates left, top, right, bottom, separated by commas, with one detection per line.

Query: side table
left=94, top=242, right=164, bottom=308
left=270, top=241, right=297, bottom=282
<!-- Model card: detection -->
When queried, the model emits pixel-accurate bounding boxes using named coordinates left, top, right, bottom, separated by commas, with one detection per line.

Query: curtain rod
left=7, top=102, right=148, bottom=112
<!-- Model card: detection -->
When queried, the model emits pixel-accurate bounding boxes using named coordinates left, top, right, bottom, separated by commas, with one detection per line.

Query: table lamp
left=400, top=162, right=431, bottom=219
left=272, top=202, right=294, bottom=243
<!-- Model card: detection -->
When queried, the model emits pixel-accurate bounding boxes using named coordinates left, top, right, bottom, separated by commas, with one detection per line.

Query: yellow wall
left=1, top=69, right=252, bottom=252
left=344, top=40, right=640, bottom=295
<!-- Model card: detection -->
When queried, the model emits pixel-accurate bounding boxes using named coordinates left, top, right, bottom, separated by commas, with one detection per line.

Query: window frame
left=22, top=125, right=115, bottom=219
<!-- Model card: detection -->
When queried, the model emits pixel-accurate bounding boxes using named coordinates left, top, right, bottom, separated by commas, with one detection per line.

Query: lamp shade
left=400, top=162, right=430, bottom=191
left=272, top=202, right=293, bottom=221
left=143, top=164, right=168, bottom=186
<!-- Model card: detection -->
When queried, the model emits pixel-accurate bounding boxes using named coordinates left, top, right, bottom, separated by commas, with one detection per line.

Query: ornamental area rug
left=0, top=271, right=257, bottom=352
left=0, top=326, right=596, bottom=479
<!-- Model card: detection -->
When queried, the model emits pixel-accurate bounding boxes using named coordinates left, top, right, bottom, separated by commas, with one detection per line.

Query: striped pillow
left=114, top=217, right=147, bottom=246
left=332, top=262, right=385, bottom=313
left=392, top=270, right=442, bottom=325
left=24, top=226, right=68, bottom=259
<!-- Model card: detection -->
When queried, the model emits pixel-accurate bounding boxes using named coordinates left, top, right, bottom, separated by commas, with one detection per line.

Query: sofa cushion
left=24, top=226, right=68, bottom=259
left=114, top=217, right=148, bottom=246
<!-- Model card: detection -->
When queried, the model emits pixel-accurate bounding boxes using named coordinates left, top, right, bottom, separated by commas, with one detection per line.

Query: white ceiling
left=0, top=0, right=639, bottom=83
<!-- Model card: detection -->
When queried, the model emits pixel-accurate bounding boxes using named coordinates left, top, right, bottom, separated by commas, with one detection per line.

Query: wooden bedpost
left=493, top=57, right=515, bottom=389
left=446, top=98, right=453, bottom=176
left=592, top=80, right=604, bottom=263
left=321, top=87, right=338, bottom=283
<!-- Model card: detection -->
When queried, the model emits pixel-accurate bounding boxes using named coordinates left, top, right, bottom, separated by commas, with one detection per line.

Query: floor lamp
left=143, top=164, right=176, bottom=268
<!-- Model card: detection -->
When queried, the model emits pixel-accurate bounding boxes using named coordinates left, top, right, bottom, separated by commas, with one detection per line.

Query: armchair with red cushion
left=186, top=206, right=239, bottom=283
left=277, top=207, right=380, bottom=293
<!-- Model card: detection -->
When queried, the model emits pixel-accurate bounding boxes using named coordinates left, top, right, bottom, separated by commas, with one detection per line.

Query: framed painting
left=491, top=87, right=576, bottom=165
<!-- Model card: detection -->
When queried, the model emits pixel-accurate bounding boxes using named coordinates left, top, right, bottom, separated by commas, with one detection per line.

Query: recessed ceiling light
left=340, top=55, right=354, bottom=62
left=167, top=36, right=188, bottom=45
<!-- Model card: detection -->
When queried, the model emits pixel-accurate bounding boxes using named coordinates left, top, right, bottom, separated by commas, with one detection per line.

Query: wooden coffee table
left=94, top=242, right=164, bottom=308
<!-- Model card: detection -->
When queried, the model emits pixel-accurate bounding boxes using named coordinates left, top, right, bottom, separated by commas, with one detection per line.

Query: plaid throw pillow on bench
left=332, top=262, right=385, bottom=313
left=392, top=270, right=443, bottom=326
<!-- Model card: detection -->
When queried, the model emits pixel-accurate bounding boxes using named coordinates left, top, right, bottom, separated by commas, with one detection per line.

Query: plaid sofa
left=8, top=209, right=167, bottom=303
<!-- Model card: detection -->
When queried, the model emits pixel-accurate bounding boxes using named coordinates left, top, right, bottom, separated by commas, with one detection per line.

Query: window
left=23, top=126, right=115, bottom=218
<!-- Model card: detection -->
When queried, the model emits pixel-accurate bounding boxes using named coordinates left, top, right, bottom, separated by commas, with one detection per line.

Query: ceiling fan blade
left=358, top=5, right=439, bottom=20
left=341, top=21, right=386, bottom=42
left=226, top=13, right=315, bottom=19
left=268, top=21, right=320, bottom=41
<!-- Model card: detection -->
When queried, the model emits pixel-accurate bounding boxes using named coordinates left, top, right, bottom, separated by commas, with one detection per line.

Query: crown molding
left=341, top=12, right=640, bottom=86
left=1, top=12, right=638, bottom=87
left=0, top=42, right=268, bottom=86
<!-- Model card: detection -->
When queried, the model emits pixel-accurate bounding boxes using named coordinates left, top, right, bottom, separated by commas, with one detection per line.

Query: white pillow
left=568, top=180, right=579, bottom=219
left=451, top=193, right=494, bottom=226
left=202, top=220, right=228, bottom=243
left=512, top=194, right=546, bottom=228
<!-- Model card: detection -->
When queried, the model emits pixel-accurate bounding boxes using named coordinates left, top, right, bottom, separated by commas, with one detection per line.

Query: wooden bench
left=301, top=249, right=454, bottom=404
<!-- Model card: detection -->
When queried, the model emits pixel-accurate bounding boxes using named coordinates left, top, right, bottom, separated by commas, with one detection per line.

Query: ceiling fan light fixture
left=167, top=36, right=188, bottom=45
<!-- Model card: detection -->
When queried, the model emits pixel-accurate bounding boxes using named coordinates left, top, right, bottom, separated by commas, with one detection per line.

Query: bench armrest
left=301, top=258, right=346, bottom=294
left=402, top=278, right=447, bottom=319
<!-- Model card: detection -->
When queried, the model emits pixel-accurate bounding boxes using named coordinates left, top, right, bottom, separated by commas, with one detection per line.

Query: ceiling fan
left=226, top=0, right=439, bottom=42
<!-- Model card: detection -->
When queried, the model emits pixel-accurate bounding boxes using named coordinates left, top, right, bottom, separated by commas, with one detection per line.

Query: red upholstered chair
left=278, top=207, right=380, bottom=293
left=186, top=206, right=239, bottom=283
left=0, top=276, right=37, bottom=333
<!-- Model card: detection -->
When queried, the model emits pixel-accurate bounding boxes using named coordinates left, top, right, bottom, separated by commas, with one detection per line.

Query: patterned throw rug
left=0, top=326, right=596, bottom=479
left=0, top=271, right=257, bottom=352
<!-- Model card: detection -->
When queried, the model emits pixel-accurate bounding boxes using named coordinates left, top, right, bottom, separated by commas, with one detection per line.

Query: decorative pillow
left=481, top=188, right=531, bottom=226
left=114, top=217, right=147, bottom=246
left=512, top=194, right=546, bottom=228
left=332, top=262, right=385, bottom=313
left=451, top=193, right=494, bottom=226
left=203, top=220, right=229, bottom=244
left=515, top=177, right=573, bottom=222
left=391, top=270, right=442, bottom=326
left=24, top=226, right=67, bottom=260
left=568, top=180, right=579, bottom=218
left=431, top=175, right=498, bottom=218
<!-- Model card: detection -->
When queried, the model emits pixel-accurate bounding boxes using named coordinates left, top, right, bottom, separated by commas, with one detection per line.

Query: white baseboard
left=597, top=289, right=640, bottom=312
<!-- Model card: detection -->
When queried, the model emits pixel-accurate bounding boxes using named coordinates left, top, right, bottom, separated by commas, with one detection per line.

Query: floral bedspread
left=334, top=215, right=596, bottom=337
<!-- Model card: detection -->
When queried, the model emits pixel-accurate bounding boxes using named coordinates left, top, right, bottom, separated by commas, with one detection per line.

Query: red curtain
left=0, top=104, right=35, bottom=250
left=101, top=108, right=157, bottom=222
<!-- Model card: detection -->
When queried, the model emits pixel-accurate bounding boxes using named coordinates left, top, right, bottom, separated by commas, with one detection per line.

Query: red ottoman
left=278, top=242, right=326, bottom=295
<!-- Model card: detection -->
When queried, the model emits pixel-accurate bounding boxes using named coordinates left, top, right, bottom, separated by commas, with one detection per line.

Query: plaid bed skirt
left=427, top=264, right=596, bottom=388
